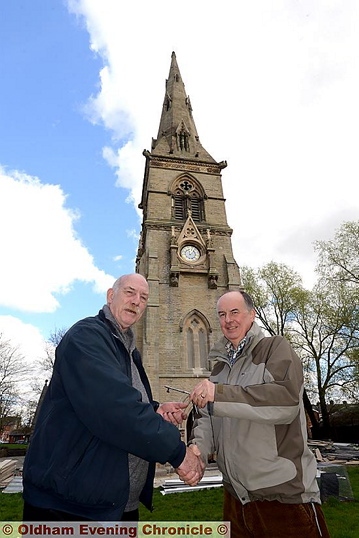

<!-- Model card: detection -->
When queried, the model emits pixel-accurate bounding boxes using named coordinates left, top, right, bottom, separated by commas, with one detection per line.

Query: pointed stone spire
left=151, top=51, right=216, bottom=163
left=31, top=379, right=48, bottom=430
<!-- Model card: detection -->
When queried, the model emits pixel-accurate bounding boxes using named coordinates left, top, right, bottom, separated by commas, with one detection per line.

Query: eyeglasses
left=164, top=385, right=201, bottom=419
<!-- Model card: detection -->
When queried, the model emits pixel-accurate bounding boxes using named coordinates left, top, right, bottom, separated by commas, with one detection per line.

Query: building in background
left=135, top=52, right=241, bottom=409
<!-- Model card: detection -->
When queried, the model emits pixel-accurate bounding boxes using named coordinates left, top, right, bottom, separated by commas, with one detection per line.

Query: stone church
left=135, top=52, right=241, bottom=406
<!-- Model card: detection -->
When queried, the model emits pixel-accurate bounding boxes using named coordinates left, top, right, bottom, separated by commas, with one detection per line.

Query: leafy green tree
left=314, top=220, right=359, bottom=286
left=241, top=262, right=359, bottom=437
left=290, top=281, right=359, bottom=434
left=241, top=263, right=321, bottom=433
left=240, top=262, right=304, bottom=338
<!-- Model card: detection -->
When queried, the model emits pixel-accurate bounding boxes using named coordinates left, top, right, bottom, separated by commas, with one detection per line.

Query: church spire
left=151, top=52, right=216, bottom=163
left=136, top=52, right=240, bottom=404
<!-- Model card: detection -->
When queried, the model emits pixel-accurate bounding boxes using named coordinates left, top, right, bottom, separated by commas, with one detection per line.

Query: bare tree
left=29, top=328, right=68, bottom=425
left=0, top=333, right=30, bottom=435
left=21, top=399, right=38, bottom=429
left=41, top=327, right=67, bottom=374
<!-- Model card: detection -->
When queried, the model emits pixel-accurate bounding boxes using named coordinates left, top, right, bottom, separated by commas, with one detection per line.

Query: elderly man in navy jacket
left=23, top=273, right=203, bottom=521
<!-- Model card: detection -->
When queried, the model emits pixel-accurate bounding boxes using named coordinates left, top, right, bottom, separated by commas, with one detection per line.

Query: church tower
left=136, top=52, right=241, bottom=403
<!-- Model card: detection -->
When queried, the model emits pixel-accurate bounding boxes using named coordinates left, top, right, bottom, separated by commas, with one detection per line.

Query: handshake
left=175, top=444, right=205, bottom=486
left=157, top=403, right=205, bottom=486
left=158, top=379, right=216, bottom=486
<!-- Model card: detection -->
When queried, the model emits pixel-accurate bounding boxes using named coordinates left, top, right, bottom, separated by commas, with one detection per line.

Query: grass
left=0, top=445, right=28, bottom=449
left=140, top=487, right=224, bottom=520
left=319, top=465, right=359, bottom=538
left=0, top=492, right=23, bottom=520
left=1, top=467, right=358, bottom=537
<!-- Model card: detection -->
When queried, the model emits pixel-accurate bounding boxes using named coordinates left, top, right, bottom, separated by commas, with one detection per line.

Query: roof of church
left=150, top=51, right=217, bottom=163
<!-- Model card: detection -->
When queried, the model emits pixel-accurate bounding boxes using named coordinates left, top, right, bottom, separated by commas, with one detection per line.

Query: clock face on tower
left=180, top=244, right=201, bottom=262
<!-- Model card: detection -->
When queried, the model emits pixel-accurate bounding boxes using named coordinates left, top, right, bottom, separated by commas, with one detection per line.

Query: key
left=164, top=385, right=202, bottom=419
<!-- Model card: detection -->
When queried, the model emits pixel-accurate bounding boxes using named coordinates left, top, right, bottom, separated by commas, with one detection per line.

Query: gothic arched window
left=181, top=311, right=211, bottom=372
left=171, top=176, right=205, bottom=222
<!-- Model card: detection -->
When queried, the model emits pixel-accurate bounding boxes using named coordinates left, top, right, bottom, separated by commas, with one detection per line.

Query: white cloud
left=0, top=167, right=114, bottom=312
left=66, top=0, right=359, bottom=288
left=0, top=315, right=46, bottom=364
left=103, top=141, right=144, bottom=208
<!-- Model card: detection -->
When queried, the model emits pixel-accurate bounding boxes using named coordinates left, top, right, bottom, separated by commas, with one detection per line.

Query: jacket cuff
left=168, top=441, right=186, bottom=468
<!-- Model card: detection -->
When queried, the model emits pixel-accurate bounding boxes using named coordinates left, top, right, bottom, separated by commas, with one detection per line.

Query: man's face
left=217, top=292, right=255, bottom=347
left=107, top=275, right=149, bottom=330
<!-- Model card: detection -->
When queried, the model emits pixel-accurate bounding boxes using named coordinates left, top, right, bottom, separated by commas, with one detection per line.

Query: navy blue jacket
left=23, top=310, right=186, bottom=520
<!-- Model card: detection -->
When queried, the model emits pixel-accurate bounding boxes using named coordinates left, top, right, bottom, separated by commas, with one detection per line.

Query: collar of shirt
left=102, top=304, right=135, bottom=354
left=225, top=337, right=247, bottom=366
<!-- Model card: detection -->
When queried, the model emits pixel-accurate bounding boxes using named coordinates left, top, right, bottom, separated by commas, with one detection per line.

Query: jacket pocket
left=224, top=420, right=296, bottom=492
left=53, top=435, right=129, bottom=508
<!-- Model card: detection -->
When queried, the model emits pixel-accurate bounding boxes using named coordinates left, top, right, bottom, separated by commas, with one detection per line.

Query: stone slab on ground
left=2, top=476, right=23, bottom=494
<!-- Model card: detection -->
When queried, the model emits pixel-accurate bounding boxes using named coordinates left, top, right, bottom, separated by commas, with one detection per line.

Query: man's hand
left=190, top=379, right=215, bottom=408
left=175, top=445, right=205, bottom=486
left=157, top=401, right=188, bottom=425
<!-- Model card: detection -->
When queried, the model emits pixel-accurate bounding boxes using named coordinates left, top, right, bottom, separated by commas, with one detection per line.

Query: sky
left=1, top=0, right=359, bottom=395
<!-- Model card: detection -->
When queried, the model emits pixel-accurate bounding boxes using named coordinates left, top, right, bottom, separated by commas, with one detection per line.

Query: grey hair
left=217, top=290, right=255, bottom=312
left=111, top=273, right=148, bottom=293
left=111, top=275, right=127, bottom=292
left=239, top=290, right=255, bottom=311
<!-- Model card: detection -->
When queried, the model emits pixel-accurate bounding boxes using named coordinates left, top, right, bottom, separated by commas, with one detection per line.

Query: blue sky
left=1, top=1, right=139, bottom=365
left=1, top=0, right=359, bottom=396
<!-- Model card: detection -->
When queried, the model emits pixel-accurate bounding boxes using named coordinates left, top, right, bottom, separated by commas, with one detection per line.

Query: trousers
left=223, top=489, right=331, bottom=538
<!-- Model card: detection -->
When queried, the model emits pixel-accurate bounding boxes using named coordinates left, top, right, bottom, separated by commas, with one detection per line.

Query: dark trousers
left=23, top=501, right=139, bottom=522
left=223, top=489, right=331, bottom=538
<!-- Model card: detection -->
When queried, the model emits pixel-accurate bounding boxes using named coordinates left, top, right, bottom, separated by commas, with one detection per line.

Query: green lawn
left=320, top=465, right=359, bottom=538
left=1, top=466, right=358, bottom=538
